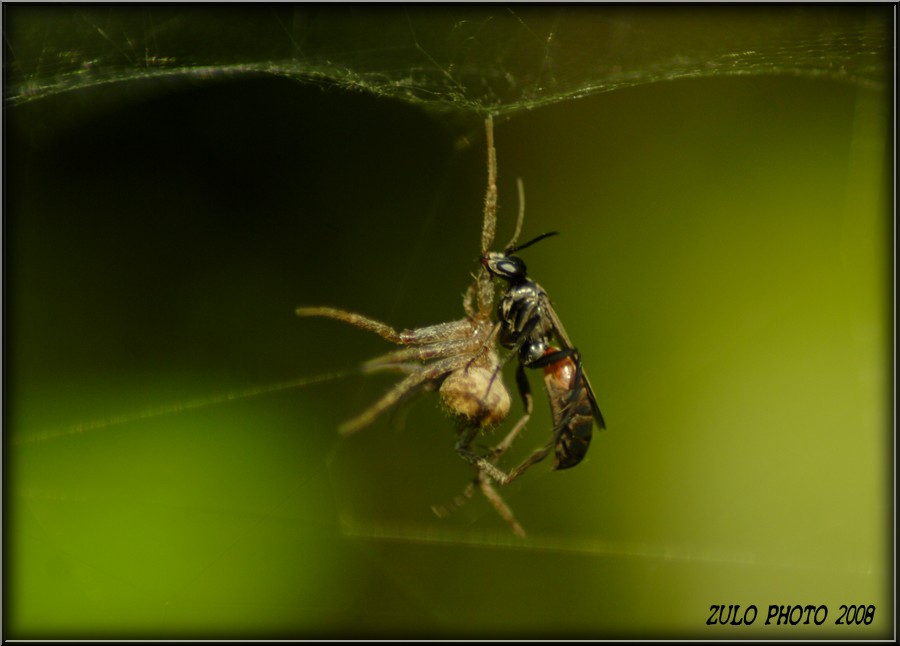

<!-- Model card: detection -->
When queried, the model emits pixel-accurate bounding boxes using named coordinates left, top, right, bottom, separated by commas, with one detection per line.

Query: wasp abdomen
left=542, top=348, right=594, bottom=471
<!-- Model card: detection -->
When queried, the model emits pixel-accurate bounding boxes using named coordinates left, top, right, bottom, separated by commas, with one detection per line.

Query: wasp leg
left=489, top=363, right=533, bottom=460
left=481, top=313, right=544, bottom=397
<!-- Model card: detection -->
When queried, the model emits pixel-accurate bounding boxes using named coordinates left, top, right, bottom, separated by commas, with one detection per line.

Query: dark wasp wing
left=541, top=293, right=606, bottom=430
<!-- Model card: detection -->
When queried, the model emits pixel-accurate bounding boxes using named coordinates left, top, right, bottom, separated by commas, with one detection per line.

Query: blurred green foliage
left=4, top=4, right=892, bottom=639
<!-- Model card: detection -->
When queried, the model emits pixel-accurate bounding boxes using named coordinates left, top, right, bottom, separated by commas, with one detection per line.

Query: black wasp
left=482, top=232, right=606, bottom=477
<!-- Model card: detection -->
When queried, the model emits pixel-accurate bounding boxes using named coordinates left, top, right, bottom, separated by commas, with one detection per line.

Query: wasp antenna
left=507, top=231, right=559, bottom=254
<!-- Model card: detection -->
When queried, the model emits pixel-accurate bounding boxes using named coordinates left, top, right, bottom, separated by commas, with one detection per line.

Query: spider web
left=4, top=4, right=894, bottom=640
left=3, top=5, right=889, bottom=112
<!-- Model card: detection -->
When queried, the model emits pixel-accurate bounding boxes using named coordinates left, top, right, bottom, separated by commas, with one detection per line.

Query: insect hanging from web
left=296, top=115, right=607, bottom=535
left=476, top=223, right=607, bottom=485
left=296, top=116, right=532, bottom=536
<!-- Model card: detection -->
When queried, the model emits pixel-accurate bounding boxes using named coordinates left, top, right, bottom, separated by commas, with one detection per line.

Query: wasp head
left=482, top=231, right=559, bottom=283
left=482, top=251, right=527, bottom=283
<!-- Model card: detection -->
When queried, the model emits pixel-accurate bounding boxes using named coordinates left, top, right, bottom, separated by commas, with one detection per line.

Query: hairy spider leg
left=295, top=306, right=404, bottom=342
left=361, top=336, right=480, bottom=370
left=477, top=477, right=526, bottom=537
left=477, top=115, right=498, bottom=316
left=296, top=307, right=488, bottom=434
left=431, top=465, right=526, bottom=538
left=340, top=354, right=475, bottom=435
left=463, top=171, right=529, bottom=370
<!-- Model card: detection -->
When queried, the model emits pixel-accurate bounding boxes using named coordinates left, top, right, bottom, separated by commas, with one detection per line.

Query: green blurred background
left=4, top=5, right=892, bottom=639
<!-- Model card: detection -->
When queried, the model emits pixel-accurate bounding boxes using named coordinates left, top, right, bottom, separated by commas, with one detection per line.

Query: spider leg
left=431, top=469, right=525, bottom=537
left=361, top=337, right=478, bottom=371
left=432, top=361, right=525, bottom=524
left=296, top=307, right=403, bottom=342
left=456, top=351, right=543, bottom=487
left=477, top=116, right=498, bottom=315
left=361, top=361, right=420, bottom=376
left=454, top=425, right=514, bottom=485
left=433, top=368, right=531, bottom=533
left=464, top=320, right=501, bottom=374
left=502, top=177, right=527, bottom=252
left=298, top=307, right=475, bottom=350
left=384, top=379, right=441, bottom=432
left=460, top=363, right=540, bottom=487
left=398, top=319, right=474, bottom=345
left=339, top=355, right=467, bottom=435
left=477, top=477, right=526, bottom=537
left=431, top=481, right=478, bottom=519
left=443, top=364, right=533, bottom=507
left=481, top=115, right=498, bottom=259
left=463, top=280, right=478, bottom=318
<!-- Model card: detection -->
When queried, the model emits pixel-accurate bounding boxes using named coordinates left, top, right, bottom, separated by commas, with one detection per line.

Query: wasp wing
left=542, top=296, right=606, bottom=430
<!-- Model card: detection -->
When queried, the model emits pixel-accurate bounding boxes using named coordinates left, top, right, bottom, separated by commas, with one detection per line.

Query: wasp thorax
left=439, top=366, right=511, bottom=429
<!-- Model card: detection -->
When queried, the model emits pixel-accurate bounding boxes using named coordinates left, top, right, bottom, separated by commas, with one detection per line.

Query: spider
left=296, top=116, right=535, bottom=536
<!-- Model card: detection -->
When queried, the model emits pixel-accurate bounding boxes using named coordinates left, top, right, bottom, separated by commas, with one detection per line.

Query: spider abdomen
left=439, top=361, right=510, bottom=429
